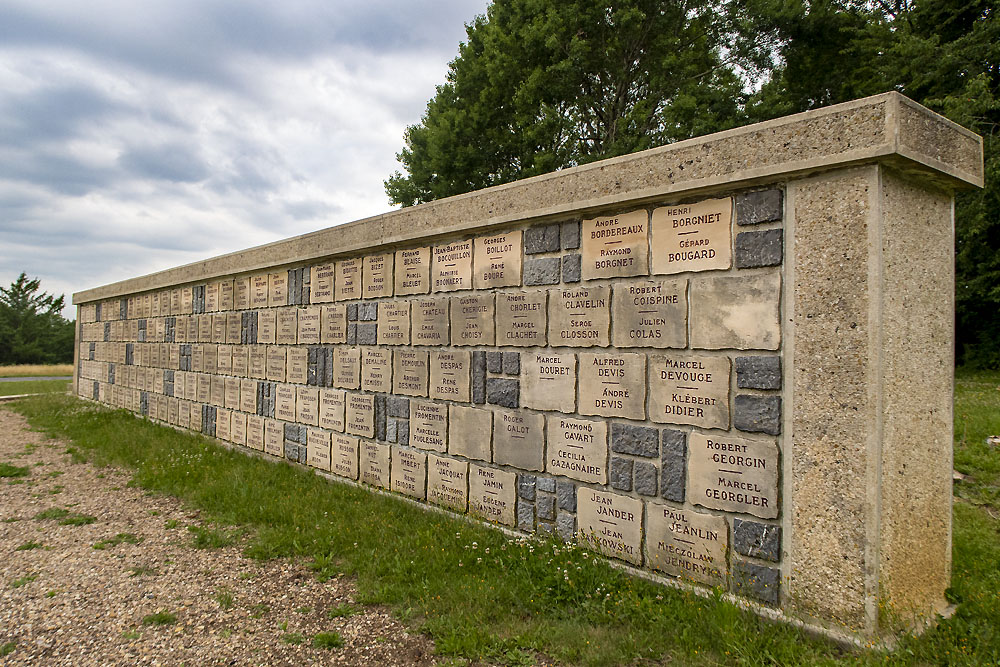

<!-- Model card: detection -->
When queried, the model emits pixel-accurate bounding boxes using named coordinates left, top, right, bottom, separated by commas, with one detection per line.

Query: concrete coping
left=73, top=92, right=983, bottom=304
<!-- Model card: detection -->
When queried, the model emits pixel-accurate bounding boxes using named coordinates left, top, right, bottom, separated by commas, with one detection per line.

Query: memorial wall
left=72, top=93, right=983, bottom=642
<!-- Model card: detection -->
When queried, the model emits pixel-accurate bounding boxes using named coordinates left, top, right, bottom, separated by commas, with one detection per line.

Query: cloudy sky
left=0, top=0, right=491, bottom=318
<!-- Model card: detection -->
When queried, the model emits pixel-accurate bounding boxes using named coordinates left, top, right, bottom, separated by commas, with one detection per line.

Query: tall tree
left=0, top=273, right=75, bottom=365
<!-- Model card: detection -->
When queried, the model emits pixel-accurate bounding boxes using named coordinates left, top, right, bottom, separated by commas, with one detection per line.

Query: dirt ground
left=0, top=406, right=445, bottom=666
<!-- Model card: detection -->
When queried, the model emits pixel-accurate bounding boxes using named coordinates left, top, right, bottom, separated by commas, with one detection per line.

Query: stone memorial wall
left=72, top=93, right=983, bottom=642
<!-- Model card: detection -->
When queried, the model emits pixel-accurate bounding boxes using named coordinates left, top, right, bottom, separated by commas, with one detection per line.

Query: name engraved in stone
left=257, top=310, right=277, bottom=344
left=224, top=377, right=240, bottom=409
left=269, top=273, right=288, bottom=307
left=611, top=278, right=687, bottom=348
left=215, top=409, right=231, bottom=441
left=377, top=301, right=411, bottom=345
left=321, top=304, right=348, bottom=344
left=198, top=314, right=212, bottom=343
left=649, top=354, right=730, bottom=429
left=427, top=453, right=468, bottom=511
left=646, top=504, right=728, bottom=586
left=688, top=432, right=778, bottom=519
left=493, top=410, right=544, bottom=472
left=311, top=263, right=335, bottom=303
left=577, top=489, right=643, bottom=565
left=346, top=393, right=375, bottom=438
left=546, top=416, right=607, bottom=484
left=212, top=314, right=226, bottom=344
left=578, top=352, right=646, bottom=420
left=226, top=312, right=241, bottom=344
left=432, top=239, right=473, bottom=292
left=206, top=283, right=219, bottom=312
left=287, top=347, right=308, bottom=384
left=217, top=345, right=232, bottom=375
left=363, top=252, right=394, bottom=299
left=211, top=375, right=226, bottom=407
left=447, top=405, right=492, bottom=462
left=249, top=346, right=266, bottom=379
left=319, top=389, right=346, bottom=431
left=240, top=378, right=256, bottom=414
left=521, top=352, right=576, bottom=413
left=410, top=401, right=448, bottom=452
left=232, top=346, right=249, bottom=376
left=334, top=347, right=361, bottom=389
left=361, top=347, right=392, bottom=393
left=273, top=383, right=295, bottom=422
left=307, top=428, right=331, bottom=471
left=331, top=434, right=359, bottom=480
left=391, top=446, right=427, bottom=499
left=247, top=414, right=265, bottom=451
left=496, top=291, right=547, bottom=347
left=336, top=259, right=361, bottom=301
left=263, top=419, right=284, bottom=457
left=265, top=346, right=286, bottom=382
left=430, top=350, right=470, bottom=402
left=252, top=275, right=269, bottom=308
left=392, top=349, right=429, bottom=397
left=450, top=294, right=494, bottom=346
left=197, top=374, right=210, bottom=403
left=234, top=277, right=250, bottom=310
left=411, top=299, right=449, bottom=345
left=548, top=286, right=610, bottom=347
left=220, top=280, right=234, bottom=312
left=297, top=386, right=319, bottom=426
left=468, top=465, right=515, bottom=527
left=231, top=411, right=247, bottom=445
left=581, top=210, right=649, bottom=280
left=650, top=198, right=733, bottom=274
left=276, top=308, right=297, bottom=345
left=181, top=287, right=193, bottom=313
left=394, top=246, right=431, bottom=295
left=360, top=440, right=389, bottom=489
left=297, top=307, right=321, bottom=345
left=474, top=230, right=522, bottom=289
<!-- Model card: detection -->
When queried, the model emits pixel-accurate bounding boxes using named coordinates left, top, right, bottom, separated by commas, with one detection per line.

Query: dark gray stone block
left=634, top=461, right=658, bottom=496
left=733, top=561, right=780, bottom=605
left=374, top=394, right=387, bottom=441
left=524, top=257, right=561, bottom=286
left=735, top=356, right=782, bottom=390
left=347, top=303, right=358, bottom=321
left=472, top=351, right=486, bottom=404
left=397, top=419, right=409, bottom=445
left=734, top=395, right=782, bottom=435
left=386, top=418, right=398, bottom=443
left=537, top=522, right=556, bottom=536
left=661, top=429, right=687, bottom=502
left=356, top=322, right=377, bottom=345
left=525, top=224, right=560, bottom=254
left=502, top=351, right=520, bottom=376
left=556, top=513, right=576, bottom=541
left=611, top=423, right=658, bottom=457
left=735, top=229, right=783, bottom=268
left=561, top=220, right=581, bottom=249
left=517, top=501, right=535, bottom=532
left=486, top=378, right=519, bottom=408
left=610, top=457, right=633, bottom=491
left=734, top=519, right=782, bottom=562
left=518, top=474, right=536, bottom=501
left=537, top=477, right=556, bottom=494
left=387, top=396, right=410, bottom=418
left=556, top=479, right=576, bottom=511
left=347, top=323, right=357, bottom=345
left=536, top=495, right=556, bottom=521
left=561, top=254, right=581, bottom=283
left=487, top=351, right=503, bottom=374
left=358, top=302, right=378, bottom=321
left=736, top=189, right=783, bottom=226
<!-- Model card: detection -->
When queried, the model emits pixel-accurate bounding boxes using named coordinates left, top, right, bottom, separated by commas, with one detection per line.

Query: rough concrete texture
left=610, top=457, right=633, bottom=491
left=634, top=461, right=658, bottom=496
left=486, top=378, right=519, bottom=408
left=502, top=352, right=520, bottom=376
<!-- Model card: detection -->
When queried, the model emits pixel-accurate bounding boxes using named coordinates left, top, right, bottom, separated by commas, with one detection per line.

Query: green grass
left=280, top=632, right=305, bottom=645
left=15, top=540, right=44, bottom=551
left=312, top=631, right=345, bottom=648
left=93, top=533, right=143, bottom=550
left=8, top=382, right=1000, bottom=666
left=59, top=513, right=96, bottom=526
left=0, top=462, right=30, bottom=477
left=0, top=641, right=15, bottom=657
left=188, top=524, right=240, bottom=548
left=215, top=588, right=235, bottom=610
left=128, top=565, right=158, bottom=578
left=0, top=379, right=70, bottom=397
left=10, top=574, right=37, bottom=588
left=0, top=364, right=73, bottom=377
left=141, top=610, right=177, bottom=626
left=326, top=603, right=360, bottom=619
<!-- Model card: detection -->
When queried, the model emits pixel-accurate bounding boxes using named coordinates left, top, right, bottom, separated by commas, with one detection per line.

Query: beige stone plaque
left=217, top=345, right=233, bottom=375
left=179, top=401, right=191, bottom=430
left=212, top=314, right=226, bottom=344
left=275, top=384, right=296, bottom=422
left=577, top=488, right=643, bottom=565
left=448, top=405, right=492, bottom=462
left=296, top=386, right=319, bottom=426
left=427, top=454, right=468, bottom=511
left=411, top=299, right=449, bottom=346
left=264, top=418, right=283, bottom=457
left=548, top=287, right=610, bottom=347
left=211, top=375, right=225, bottom=407
left=578, top=352, right=646, bottom=420
left=206, top=283, right=219, bottom=312
left=220, top=280, right=234, bottom=312
left=474, top=230, right=522, bottom=288
left=335, top=259, right=361, bottom=301
left=328, top=348, right=357, bottom=389
left=521, top=352, right=576, bottom=413
left=689, top=432, right=778, bottom=519
left=224, top=377, right=240, bottom=409
left=346, top=393, right=375, bottom=438
left=392, top=349, right=428, bottom=397
left=649, top=354, right=730, bottom=429
left=582, top=210, right=649, bottom=280
left=432, top=239, right=473, bottom=292
left=230, top=411, right=247, bottom=445
left=276, top=308, right=297, bottom=345
left=689, top=274, right=781, bottom=351
left=287, top=347, right=308, bottom=385
left=307, top=428, right=331, bottom=470
left=311, top=262, right=335, bottom=303
left=496, top=291, right=547, bottom=347
left=377, top=301, right=411, bottom=345
left=410, top=400, right=447, bottom=452
left=468, top=465, right=516, bottom=526
left=360, top=440, right=390, bottom=489
left=450, top=295, right=494, bottom=346
left=429, top=350, right=470, bottom=402
left=265, top=346, right=286, bottom=382
left=234, top=277, right=250, bottom=310
left=247, top=414, right=265, bottom=451
left=190, top=401, right=203, bottom=432
left=258, top=310, right=276, bottom=344
left=198, top=314, right=212, bottom=342
left=298, top=307, right=321, bottom=344
left=646, top=504, right=728, bottom=586
left=269, top=273, right=287, bottom=307
left=197, top=374, right=210, bottom=403
left=394, top=246, right=430, bottom=295
left=493, top=409, right=544, bottom=471
left=232, top=346, right=248, bottom=376
left=181, top=286, right=193, bottom=313
left=363, top=253, right=394, bottom=299
left=215, top=408, right=231, bottom=441
left=240, top=378, right=257, bottom=414
left=391, top=446, right=427, bottom=499
left=321, top=304, right=348, bottom=344
left=611, top=279, right=687, bottom=348
left=319, top=388, right=346, bottom=431
left=331, top=434, right=359, bottom=479
left=249, top=346, right=266, bottom=379
left=251, top=275, right=269, bottom=308
left=650, top=198, right=733, bottom=274
left=545, top=416, right=607, bottom=484
left=361, top=347, right=392, bottom=393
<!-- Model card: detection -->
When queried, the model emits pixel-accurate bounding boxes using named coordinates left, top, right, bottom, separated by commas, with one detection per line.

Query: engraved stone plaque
left=335, top=259, right=361, bottom=301
left=297, top=386, right=319, bottom=426
left=432, top=239, right=473, bottom=292
left=287, top=347, right=308, bottom=385
left=198, top=314, right=212, bottom=342
left=220, top=280, right=234, bottom=311
left=493, top=409, right=544, bottom=471
left=392, top=349, right=429, bottom=397
left=646, top=504, right=728, bottom=586
left=247, top=414, right=265, bottom=451
left=650, top=198, right=732, bottom=274
left=688, top=432, right=778, bottom=519
left=311, top=263, right=335, bottom=303
left=265, top=346, right=286, bottom=382
left=363, top=252, right=394, bottom=299
left=377, top=301, right=411, bottom=345
left=232, top=346, right=248, bottom=376
left=307, top=428, right=331, bottom=470
left=548, top=286, right=610, bottom=347
left=249, top=346, right=266, bottom=379
left=581, top=210, right=649, bottom=280
left=394, top=246, right=431, bottom=295
left=427, top=454, right=468, bottom=511
left=496, top=291, right=547, bottom=347
left=211, top=375, right=225, bottom=407
left=215, top=408, right=231, bottom=441
left=611, top=279, right=687, bottom=348
left=334, top=347, right=361, bottom=389
left=230, top=411, right=247, bottom=445
left=297, top=307, right=321, bottom=345
left=319, top=388, right=346, bottom=431
left=391, top=446, right=427, bottom=499
left=545, top=416, right=607, bottom=484
left=521, top=352, right=576, bottom=413
left=346, top=392, right=375, bottom=438
left=197, top=373, right=210, bottom=403
left=321, top=304, right=348, bottom=344
left=181, top=286, right=193, bottom=313
left=649, top=354, right=730, bottom=429
left=360, top=440, right=390, bottom=488
left=450, top=294, right=494, bottom=346
left=409, top=400, right=447, bottom=452
left=224, top=377, right=240, bottom=409
left=689, top=274, right=781, bottom=351
left=448, top=405, right=492, bottom=462
left=411, top=299, right=449, bottom=346
left=206, top=283, right=219, bottom=312
left=264, top=418, right=283, bottom=457
left=276, top=308, right=297, bottom=345
left=361, top=347, right=392, bottom=393
left=331, top=433, right=359, bottom=479
left=258, top=310, right=276, bottom=344
left=217, top=345, right=233, bottom=374
left=474, top=230, right=522, bottom=288
left=578, top=352, right=646, bottom=420
left=275, top=384, right=296, bottom=422
left=252, top=275, right=269, bottom=308
left=226, top=312, right=241, bottom=344
left=429, top=349, right=470, bottom=402
left=269, top=272, right=288, bottom=307
left=212, top=314, right=226, bottom=344
left=240, top=378, right=256, bottom=414
left=577, top=488, right=643, bottom=565
left=234, top=277, right=251, bottom=310
left=469, top=464, right=516, bottom=526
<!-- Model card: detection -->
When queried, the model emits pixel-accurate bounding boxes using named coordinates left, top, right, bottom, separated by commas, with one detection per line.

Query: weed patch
left=59, top=513, right=96, bottom=526
left=280, top=632, right=304, bottom=645
left=10, top=574, right=37, bottom=588
left=128, top=566, right=158, bottom=578
left=93, top=533, right=142, bottom=550
left=34, top=507, right=69, bottom=520
left=0, top=462, right=30, bottom=478
left=326, top=603, right=360, bottom=619
left=0, top=641, right=15, bottom=657
left=312, top=631, right=344, bottom=649
left=215, top=588, right=235, bottom=610
left=188, top=524, right=240, bottom=549
left=141, top=610, right=177, bottom=626
left=15, top=541, right=43, bottom=551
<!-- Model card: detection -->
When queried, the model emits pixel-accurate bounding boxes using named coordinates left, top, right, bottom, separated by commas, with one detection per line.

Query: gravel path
left=0, top=407, right=441, bottom=666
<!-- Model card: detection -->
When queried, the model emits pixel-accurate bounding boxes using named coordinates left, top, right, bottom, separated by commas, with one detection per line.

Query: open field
left=0, top=380, right=70, bottom=397
left=2, top=370, right=998, bottom=665
left=0, top=364, right=73, bottom=378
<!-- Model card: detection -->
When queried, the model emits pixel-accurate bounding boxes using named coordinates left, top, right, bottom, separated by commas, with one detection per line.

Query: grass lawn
left=0, top=364, right=73, bottom=378
left=0, top=379, right=70, bottom=397
left=6, top=370, right=999, bottom=666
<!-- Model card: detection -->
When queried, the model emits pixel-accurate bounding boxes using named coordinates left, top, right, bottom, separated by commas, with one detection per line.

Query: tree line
left=0, top=273, right=75, bottom=365
left=386, top=0, right=998, bottom=367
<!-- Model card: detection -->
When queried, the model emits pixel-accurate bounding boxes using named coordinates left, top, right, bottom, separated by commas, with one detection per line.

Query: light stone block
left=297, top=307, right=321, bottom=344
left=493, top=409, right=544, bottom=471
left=545, top=416, right=607, bottom=484
left=319, top=388, right=346, bottom=431
left=310, top=262, right=335, bottom=303
left=394, top=246, right=431, bottom=295
left=429, top=349, right=470, bottom=402
left=257, top=310, right=276, bottom=344
left=206, top=282, right=219, bottom=312
left=688, top=431, right=778, bottom=519
left=581, top=209, right=649, bottom=279
left=230, top=411, right=247, bottom=445
left=215, top=408, right=231, bottom=441
left=321, top=304, right=348, bottom=344
left=450, top=294, right=494, bottom=346
left=428, top=453, right=468, bottom=512
left=210, top=375, right=225, bottom=407
left=391, top=445, right=427, bottom=499
left=264, top=418, right=283, bottom=457
left=346, top=392, right=375, bottom=438
left=275, top=384, right=296, bottom=422
left=363, top=252, right=394, bottom=299
left=392, top=349, right=429, bottom=397
left=377, top=301, right=410, bottom=345
left=650, top=198, right=733, bottom=274
left=232, top=346, right=248, bottom=376
left=247, top=414, right=265, bottom=451
left=361, top=347, right=392, bottom=393
left=648, top=354, right=730, bottom=429
left=234, top=277, right=251, bottom=310
left=577, top=488, right=643, bottom=565
left=578, top=352, right=646, bottom=420
left=248, top=346, right=266, bottom=379
left=690, top=274, right=781, bottom=350
left=268, top=273, right=287, bottom=307
left=212, top=314, right=226, bottom=343
left=265, top=346, right=286, bottom=382
left=331, top=433, right=359, bottom=479
left=220, top=280, right=234, bottom=311
left=469, top=464, right=516, bottom=527
left=335, top=258, right=361, bottom=301
left=334, top=347, right=361, bottom=389
left=252, top=275, right=269, bottom=308
left=448, top=404, right=492, bottom=462
left=307, top=428, right=332, bottom=470
left=217, top=345, right=232, bottom=374
left=411, top=299, right=449, bottom=346
left=240, top=378, right=256, bottom=414
left=432, top=239, right=473, bottom=292
left=521, top=352, right=576, bottom=413
left=276, top=308, right=297, bottom=345
left=646, top=504, right=728, bottom=586
left=611, top=278, right=687, bottom=348
left=360, top=440, right=390, bottom=488
left=409, top=400, right=447, bottom=452
left=296, top=386, right=320, bottom=426
left=496, top=291, right=547, bottom=347
left=224, top=377, right=240, bottom=409
left=474, top=229, right=522, bottom=288
left=547, top=286, right=610, bottom=347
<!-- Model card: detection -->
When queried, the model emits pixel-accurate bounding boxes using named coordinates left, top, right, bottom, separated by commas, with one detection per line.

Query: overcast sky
left=0, top=0, right=491, bottom=318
